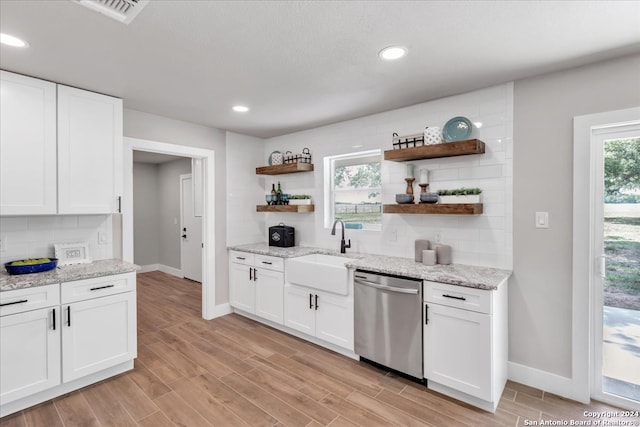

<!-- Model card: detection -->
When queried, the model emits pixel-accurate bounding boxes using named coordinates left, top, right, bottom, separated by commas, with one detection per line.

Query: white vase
left=438, top=194, right=482, bottom=204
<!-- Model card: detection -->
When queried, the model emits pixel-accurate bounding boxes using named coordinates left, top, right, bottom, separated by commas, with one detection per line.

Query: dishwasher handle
left=355, top=278, right=419, bottom=295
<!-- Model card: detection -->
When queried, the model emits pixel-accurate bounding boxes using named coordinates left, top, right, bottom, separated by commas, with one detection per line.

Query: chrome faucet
left=331, top=219, right=351, bottom=254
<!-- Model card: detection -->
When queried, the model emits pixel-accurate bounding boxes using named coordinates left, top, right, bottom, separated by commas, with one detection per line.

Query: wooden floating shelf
left=383, top=203, right=483, bottom=215
left=384, top=139, right=485, bottom=162
left=256, top=204, right=315, bottom=213
left=256, top=163, right=314, bottom=175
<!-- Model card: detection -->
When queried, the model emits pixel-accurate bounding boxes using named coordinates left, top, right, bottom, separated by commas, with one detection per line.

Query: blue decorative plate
left=442, top=116, right=472, bottom=142
left=4, top=258, right=58, bottom=275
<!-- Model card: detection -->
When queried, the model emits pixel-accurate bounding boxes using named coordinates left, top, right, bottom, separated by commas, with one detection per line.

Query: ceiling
left=1, top=1, right=639, bottom=139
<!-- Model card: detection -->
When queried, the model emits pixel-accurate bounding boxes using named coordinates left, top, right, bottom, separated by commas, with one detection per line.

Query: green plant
left=289, top=194, right=311, bottom=199
left=437, top=187, right=482, bottom=196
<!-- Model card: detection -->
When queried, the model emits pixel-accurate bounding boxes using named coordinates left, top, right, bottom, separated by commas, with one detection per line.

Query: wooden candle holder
left=405, top=178, right=415, bottom=202
left=418, top=183, right=429, bottom=194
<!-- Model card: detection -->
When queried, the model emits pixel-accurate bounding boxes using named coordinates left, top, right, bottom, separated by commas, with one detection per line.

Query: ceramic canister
left=422, top=250, right=436, bottom=266
left=424, top=126, right=443, bottom=145
left=415, top=239, right=430, bottom=262
left=435, top=244, right=452, bottom=265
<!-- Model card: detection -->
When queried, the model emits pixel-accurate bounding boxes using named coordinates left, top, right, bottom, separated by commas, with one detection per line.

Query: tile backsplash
left=0, top=215, right=113, bottom=265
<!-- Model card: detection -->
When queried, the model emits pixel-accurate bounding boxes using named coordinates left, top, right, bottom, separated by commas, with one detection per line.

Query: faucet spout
left=331, top=219, right=351, bottom=254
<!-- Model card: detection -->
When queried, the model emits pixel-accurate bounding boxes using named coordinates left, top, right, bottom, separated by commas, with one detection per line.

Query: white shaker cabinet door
left=424, top=302, right=492, bottom=401
left=62, top=292, right=136, bottom=383
left=283, top=284, right=315, bottom=336
left=229, top=262, right=255, bottom=313
left=57, top=85, right=123, bottom=214
left=0, top=71, right=57, bottom=215
left=254, top=268, right=284, bottom=324
left=0, top=307, right=61, bottom=404
left=314, top=291, right=354, bottom=351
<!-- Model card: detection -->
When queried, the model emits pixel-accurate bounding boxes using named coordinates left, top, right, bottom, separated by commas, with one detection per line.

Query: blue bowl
left=4, top=258, right=58, bottom=275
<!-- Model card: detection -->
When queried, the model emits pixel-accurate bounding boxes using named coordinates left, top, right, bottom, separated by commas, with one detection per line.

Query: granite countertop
left=228, top=243, right=511, bottom=290
left=1, top=259, right=139, bottom=292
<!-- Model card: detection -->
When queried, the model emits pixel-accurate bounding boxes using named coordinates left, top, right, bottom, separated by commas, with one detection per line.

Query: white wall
left=0, top=215, right=113, bottom=265
left=225, top=132, right=265, bottom=246
left=511, top=53, right=640, bottom=380
left=257, top=83, right=514, bottom=269
left=123, top=108, right=228, bottom=303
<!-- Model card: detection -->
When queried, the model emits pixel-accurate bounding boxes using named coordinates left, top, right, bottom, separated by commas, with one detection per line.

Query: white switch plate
left=535, top=212, right=549, bottom=228
left=98, top=232, right=107, bottom=244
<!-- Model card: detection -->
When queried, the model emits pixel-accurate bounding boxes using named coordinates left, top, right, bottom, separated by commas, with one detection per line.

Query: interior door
left=180, top=174, right=203, bottom=282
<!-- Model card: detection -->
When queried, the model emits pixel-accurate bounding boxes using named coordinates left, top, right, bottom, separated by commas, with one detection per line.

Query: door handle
left=253, top=268, right=257, bottom=281
left=67, top=306, right=71, bottom=327
left=182, top=234, right=187, bottom=238
left=354, top=279, right=419, bottom=294
left=425, top=304, right=428, bottom=325
left=309, top=293, right=313, bottom=309
left=315, top=294, right=319, bottom=310
left=52, top=308, right=56, bottom=330
left=249, top=267, right=253, bottom=281
left=600, top=254, right=606, bottom=278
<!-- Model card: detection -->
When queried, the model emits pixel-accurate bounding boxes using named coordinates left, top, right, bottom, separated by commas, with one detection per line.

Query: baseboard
left=138, top=264, right=159, bottom=273
left=508, top=361, right=587, bottom=403
left=158, top=264, right=183, bottom=278
left=207, top=303, right=232, bottom=319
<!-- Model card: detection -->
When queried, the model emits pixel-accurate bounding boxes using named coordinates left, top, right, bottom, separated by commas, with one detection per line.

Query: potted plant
left=288, top=194, right=312, bottom=205
left=437, top=187, right=482, bottom=204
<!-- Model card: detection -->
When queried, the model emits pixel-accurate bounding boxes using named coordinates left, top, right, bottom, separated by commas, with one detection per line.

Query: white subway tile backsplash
left=246, top=83, right=514, bottom=269
left=0, top=217, right=28, bottom=232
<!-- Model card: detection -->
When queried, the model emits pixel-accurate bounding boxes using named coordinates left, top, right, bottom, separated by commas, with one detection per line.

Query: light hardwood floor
left=0, top=271, right=625, bottom=427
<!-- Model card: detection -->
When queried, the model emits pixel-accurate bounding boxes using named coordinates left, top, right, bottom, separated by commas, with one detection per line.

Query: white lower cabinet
left=0, top=286, right=60, bottom=404
left=0, top=272, right=136, bottom=417
left=423, top=280, right=508, bottom=412
left=229, top=251, right=284, bottom=324
left=62, top=291, right=136, bottom=382
left=284, top=284, right=354, bottom=351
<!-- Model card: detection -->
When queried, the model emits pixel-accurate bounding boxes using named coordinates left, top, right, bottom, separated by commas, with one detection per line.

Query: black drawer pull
left=442, top=294, right=466, bottom=301
left=261, top=261, right=273, bottom=265
left=90, top=284, right=115, bottom=291
left=315, top=294, right=319, bottom=310
left=67, top=306, right=71, bottom=327
left=0, top=299, right=28, bottom=307
left=236, top=256, right=246, bottom=260
left=253, top=268, right=257, bottom=281
left=52, top=308, right=56, bottom=330
left=249, top=267, right=253, bottom=280
left=309, top=293, right=313, bottom=309
left=425, top=304, right=429, bottom=325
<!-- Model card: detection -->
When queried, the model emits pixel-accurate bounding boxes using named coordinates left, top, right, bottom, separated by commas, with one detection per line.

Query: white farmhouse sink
left=287, top=254, right=355, bottom=295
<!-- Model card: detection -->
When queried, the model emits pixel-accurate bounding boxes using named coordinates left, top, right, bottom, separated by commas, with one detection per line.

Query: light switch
left=535, top=212, right=549, bottom=228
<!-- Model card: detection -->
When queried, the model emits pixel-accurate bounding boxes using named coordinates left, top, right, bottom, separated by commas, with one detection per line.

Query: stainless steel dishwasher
left=354, top=269, right=423, bottom=380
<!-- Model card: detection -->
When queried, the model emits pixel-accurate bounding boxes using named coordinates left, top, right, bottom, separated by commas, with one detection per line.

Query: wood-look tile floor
left=1, top=271, right=626, bottom=427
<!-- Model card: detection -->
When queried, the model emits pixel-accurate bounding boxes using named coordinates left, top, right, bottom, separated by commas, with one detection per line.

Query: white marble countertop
left=228, top=243, right=510, bottom=290
left=1, top=259, right=139, bottom=292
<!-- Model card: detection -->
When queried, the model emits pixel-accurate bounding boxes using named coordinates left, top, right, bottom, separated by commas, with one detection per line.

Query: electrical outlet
left=98, top=232, right=107, bottom=245
left=434, top=231, right=442, bottom=244
left=389, top=229, right=398, bottom=242
left=0, top=235, right=6, bottom=252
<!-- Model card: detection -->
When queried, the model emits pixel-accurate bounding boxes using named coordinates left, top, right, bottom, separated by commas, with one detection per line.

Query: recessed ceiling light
left=232, top=105, right=249, bottom=113
left=378, top=46, right=407, bottom=61
left=0, top=33, right=29, bottom=48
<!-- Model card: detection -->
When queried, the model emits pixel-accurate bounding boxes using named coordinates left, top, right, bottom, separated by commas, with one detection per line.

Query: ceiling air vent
left=72, top=0, right=150, bottom=24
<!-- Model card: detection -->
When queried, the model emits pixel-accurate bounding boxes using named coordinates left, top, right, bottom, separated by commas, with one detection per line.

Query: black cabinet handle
left=236, top=256, right=246, bottom=260
left=117, top=196, right=122, bottom=213
left=90, top=284, right=115, bottom=291
left=249, top=267, right=253, bottom=281
left=442, top=294, right=466, bottom=301
left=253, top=268, right=257, bottom=281
left=261, top=261, right=273, bottom=265
left=0, top=299, right=28, bottom=307
left=309, top=293, right=313, bottom=309
left=52, top=308, right=56, bottom=330
left=425, top=304, right=428, bottom=325
left=315, top=294, right=319, bottom=310
left=67, top=306, right=71, bottom=327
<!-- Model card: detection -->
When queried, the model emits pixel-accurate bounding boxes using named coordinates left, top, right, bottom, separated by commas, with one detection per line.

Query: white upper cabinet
left=0, top=71, right=57, bottom=215
left=58, top=85, right=123, bottom=214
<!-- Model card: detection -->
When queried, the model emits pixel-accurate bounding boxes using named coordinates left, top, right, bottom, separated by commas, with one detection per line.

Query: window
left=324, top=150, right=382, bottom=231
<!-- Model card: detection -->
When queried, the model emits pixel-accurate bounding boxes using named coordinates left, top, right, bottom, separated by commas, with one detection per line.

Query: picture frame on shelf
left=54, top=242, right=92, bottom=266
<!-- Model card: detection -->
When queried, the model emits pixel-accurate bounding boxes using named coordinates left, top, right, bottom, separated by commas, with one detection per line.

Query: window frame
left=323, top=149, right=382, bottom=231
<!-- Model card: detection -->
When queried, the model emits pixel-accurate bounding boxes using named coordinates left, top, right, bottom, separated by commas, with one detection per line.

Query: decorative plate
left=442, top=116, right=472, bottom=142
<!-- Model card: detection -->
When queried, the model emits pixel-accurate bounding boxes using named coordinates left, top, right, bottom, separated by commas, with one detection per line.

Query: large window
left=324, top=150, right=382, bottom=231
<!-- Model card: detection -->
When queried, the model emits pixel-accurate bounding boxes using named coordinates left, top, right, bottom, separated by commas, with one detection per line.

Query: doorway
left=123, top=137, right=218, bottom=319
left=180, top=174, right=203, bottom=282
left=593, top=127, right=640, bottom=409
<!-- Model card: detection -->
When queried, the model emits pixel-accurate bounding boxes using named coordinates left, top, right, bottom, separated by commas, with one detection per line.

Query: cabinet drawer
left=424, top=281, right=492, bottom=314
left=255, top=255, right=284, bottom=272
left=229, top=251, right=255, bottom=266
left=61, top=272, right=135, bottom=304
left=0, top=284, right=60, bottom=317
